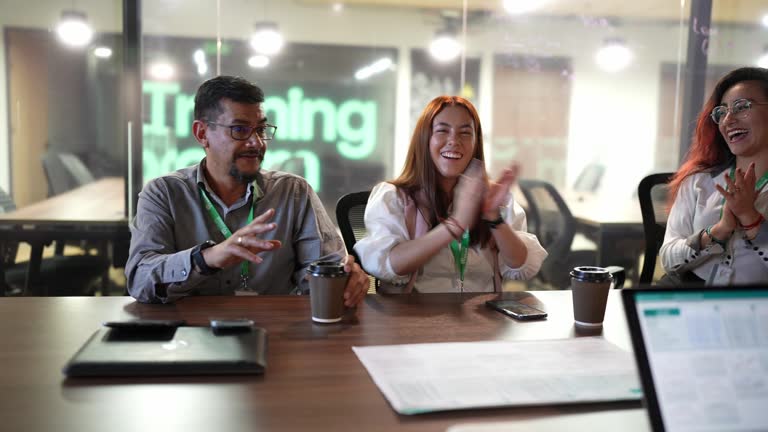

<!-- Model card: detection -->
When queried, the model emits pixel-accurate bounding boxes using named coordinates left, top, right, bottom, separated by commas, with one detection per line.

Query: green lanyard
left=198, top=183, right=258, bottom=288
left=449, top=229, right=470, bottom=292
left=720, top=166, right=768, bottom=219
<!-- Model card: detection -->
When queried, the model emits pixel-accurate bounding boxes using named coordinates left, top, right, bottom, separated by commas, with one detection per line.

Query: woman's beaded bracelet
left=740, top=213, right=764, bottom=230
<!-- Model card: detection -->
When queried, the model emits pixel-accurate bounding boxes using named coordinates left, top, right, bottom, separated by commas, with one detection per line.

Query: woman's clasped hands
left=453, top=160, right=520, bottom=230
left=714, top=162, right=763, bottom=233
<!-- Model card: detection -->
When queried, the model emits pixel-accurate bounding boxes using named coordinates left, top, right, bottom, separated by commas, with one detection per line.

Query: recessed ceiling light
left=148, top=62, right=176, bottom=80
left=93, top=46, right=112, bottom=58
left=355, top=57, right=394, bottom=80
left=248, top=55, right=270, bottom=68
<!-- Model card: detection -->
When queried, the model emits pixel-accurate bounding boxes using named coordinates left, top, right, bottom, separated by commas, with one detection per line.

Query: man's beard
left=229, top=150, right=264, bottom=183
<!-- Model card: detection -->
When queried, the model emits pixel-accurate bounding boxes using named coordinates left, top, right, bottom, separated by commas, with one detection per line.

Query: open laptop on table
left=622, top=285, right=768, bottom=432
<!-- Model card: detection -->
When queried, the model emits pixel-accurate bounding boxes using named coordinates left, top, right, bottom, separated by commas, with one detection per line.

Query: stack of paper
left=353, top=337, right=642, bottom=415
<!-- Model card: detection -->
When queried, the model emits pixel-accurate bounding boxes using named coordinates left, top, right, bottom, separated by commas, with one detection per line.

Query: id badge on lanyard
left=199, top=183, right=258, bottom=292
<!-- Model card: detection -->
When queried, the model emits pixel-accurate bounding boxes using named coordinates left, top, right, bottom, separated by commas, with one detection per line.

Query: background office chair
left=517, top=179, right=625, bottom=290
left=40, top=151, right=110, bottom=281
left=0, top=187, right=109, bottom=296
left=572, top=162, right=606, bottom=194
left=335, top=191, right=377, bottom=293
left=637, top=172, right=674, bottom=285
left=518, top=179, right=595, bottom=289
left=42, top=151, right=95, bottom=196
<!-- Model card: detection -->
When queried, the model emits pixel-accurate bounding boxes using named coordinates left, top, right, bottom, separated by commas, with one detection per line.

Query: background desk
left=0, top=177, right=129, bottom=294
left=566, top=192, right=645, bottom=280
left=0, top=291, right=648, bottom=432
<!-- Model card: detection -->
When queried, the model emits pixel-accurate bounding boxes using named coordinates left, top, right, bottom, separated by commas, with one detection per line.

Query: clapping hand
left=482, top=163, right=519, bottom=220
left=715, top=162, right=760, bottom=226
left=452, top=159, right=487, bottom=229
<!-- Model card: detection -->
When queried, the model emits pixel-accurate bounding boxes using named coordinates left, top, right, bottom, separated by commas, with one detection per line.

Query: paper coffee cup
left=307, top=260, right=348, bottom=323
left=570, top=266, right=612, bottom=328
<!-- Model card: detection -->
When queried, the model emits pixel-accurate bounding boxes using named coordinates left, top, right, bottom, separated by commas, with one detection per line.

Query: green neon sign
left=141, top=81, right=378, bottom=190
left=263, top=86, right=376, bottom=159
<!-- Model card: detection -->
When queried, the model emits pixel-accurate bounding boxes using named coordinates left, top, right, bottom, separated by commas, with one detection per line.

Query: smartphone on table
left=485, top=299, right=548, bottom=321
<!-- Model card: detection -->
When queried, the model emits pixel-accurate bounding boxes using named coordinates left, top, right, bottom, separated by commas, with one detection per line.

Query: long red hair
left=669, top=67, right=768, bottom=203
left=390, top=96, right=490, bottom=247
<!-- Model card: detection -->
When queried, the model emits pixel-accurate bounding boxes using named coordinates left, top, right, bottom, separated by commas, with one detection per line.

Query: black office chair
left=40, top=151, right=111, bottom=285
left=335, top=191, right=377, bottom=293
left=42, top=151, right=95, bottom=197
left=637, top=172, right=674, bottom=285
left=517, top=179, right=625, bottom=290
left=0, top=187, right=109, bottom=296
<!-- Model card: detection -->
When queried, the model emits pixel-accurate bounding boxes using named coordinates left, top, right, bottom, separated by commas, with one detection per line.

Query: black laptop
left=63, top=322, right=267, bottom=377
left=622, top=285, right=768, bottom=432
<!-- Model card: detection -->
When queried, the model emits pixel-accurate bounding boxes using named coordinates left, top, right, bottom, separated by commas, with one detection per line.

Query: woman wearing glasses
left=354, top=96, right=547, bottom=293
left=661, top=67, right=768, bottom=285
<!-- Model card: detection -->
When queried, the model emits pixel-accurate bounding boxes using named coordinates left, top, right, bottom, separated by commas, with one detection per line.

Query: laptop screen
left=629, top=288, right=768, bottom=432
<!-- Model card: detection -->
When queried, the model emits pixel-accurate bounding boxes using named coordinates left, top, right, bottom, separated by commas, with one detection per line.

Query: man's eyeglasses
left=206, top=122, right=277, bottom=141
left=710, top=98, right=768, bottom=124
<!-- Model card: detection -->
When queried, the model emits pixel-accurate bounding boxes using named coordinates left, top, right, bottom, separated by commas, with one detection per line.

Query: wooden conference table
left=0, top=177, right=129, bottom=294
left=0, top=290, right=649, bottom=432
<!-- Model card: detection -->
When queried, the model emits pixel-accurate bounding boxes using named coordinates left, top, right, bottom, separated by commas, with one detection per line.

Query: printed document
left=353, top=337, right=641, bottom=414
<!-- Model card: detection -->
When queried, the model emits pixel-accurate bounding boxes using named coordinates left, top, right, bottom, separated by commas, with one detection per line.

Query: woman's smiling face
left=717, top=80, right=768, bottom=160
left=429, top=104, right=477, bottom=191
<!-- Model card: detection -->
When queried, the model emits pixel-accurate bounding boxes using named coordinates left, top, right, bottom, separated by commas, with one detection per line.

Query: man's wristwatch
left=482, top=213, right=505, bottom=229
left=191, top=240, right=220, bottom=275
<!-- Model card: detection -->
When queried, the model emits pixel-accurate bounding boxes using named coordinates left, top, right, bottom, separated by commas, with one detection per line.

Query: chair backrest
left=335, top=191, right=371, bottom=263
left=637, top=172, right=674, bottom=285
left=0, top=187, right=19, bottom=268
left=517, top=179, right=577, bottom=286
left=42, top=152, right=95, bottom=196
left=335, top=190, right=379, bottom=293
left=0, top=187, right=15, bottom=213
left=572, top=162, right=606, bottom=193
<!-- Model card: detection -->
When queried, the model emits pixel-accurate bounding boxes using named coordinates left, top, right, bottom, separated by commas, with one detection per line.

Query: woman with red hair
left=661, top=67, right=768, bottom=284
left=354, top=96, right=546, bottom=293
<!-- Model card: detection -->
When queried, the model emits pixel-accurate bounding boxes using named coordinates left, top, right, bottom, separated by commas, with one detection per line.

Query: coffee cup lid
left=570, top=266, right=612, bottom=283
left=307, top=260, right=346, bottom=276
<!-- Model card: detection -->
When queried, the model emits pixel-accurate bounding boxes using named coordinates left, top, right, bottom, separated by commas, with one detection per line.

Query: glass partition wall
left=2, top=1, right=768, bottom=293
left=1, top=0, right=124, bottom=207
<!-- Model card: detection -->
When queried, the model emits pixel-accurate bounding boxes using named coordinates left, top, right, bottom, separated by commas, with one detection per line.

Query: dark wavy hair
left=669, top=67, right=768, bottom=202
left=390, top=96, right=490, bottom=247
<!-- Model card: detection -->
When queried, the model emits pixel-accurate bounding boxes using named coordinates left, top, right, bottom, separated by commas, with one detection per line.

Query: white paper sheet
left=353, top=337, right=642, bottom=415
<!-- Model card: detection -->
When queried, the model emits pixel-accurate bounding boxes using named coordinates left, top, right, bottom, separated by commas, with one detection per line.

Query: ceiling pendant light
left=56, top=10, right=93, bottom=47
left=429, top=31, right=461, bottom=63
left=250, top=22, right=284, bottom=56
left=757, top=46, right=768, bottom=69
left=595, top=38, right=633, bottom=73
left=502, top=0, right=550, bottom=15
